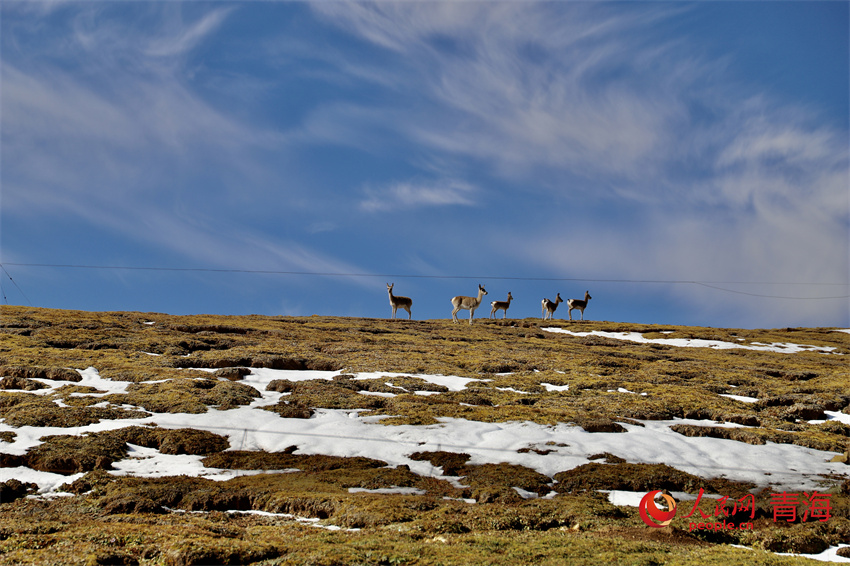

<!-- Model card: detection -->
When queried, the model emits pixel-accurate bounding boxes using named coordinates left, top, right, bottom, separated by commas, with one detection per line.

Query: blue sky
left=1, top=1, right=848, bottom=328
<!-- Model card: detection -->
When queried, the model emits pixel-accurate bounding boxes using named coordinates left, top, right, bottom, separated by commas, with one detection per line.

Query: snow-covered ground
left=2, top=330, right=849, bottom=561
left=2, top=366, right=848, bottom=494
left=541, top=328, right=843, bottom=354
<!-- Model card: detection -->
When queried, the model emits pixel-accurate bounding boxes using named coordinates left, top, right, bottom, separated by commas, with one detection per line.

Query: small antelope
left=451, top=284, right=488, bottom=324
left=542, top=293, right=563, bottom=320
left=387, top=283, right=412, bottom=320
left=489, top=292, right=513, bottom=319
left=568, top=291, right=592, bottom=321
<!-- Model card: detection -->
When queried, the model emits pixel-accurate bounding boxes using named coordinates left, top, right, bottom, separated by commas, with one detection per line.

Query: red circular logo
left=639, top=490, right=677, bottom=527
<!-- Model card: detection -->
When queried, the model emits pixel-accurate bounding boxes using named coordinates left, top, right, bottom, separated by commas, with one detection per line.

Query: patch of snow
left=74, top=367, right=133, bottom=396
left=719, top=394, right=759, bottom=403
left=21, top=366, right=131, bottom=397
left=28, top=491, right=77, bottom=500
left=608, top=387, right=646, bottom=396
left=541, top=383, right=569, bottom=392
left=440, top=476, right=471, bottom=490
left=243, top=368, right=339, bottom=383
left=777, top=544, right=850, bottom=563
left=348, top=487, right=426, bottom=495
left=355, top=372, right=488, bottom=392
left=0, top=467, right=85, bottom=494
left=199, top=368, right=488, bottom=393
left=166, top=508, right=356, bottom=530
left=109, top=444, right=278, bottom=481
left=542, top=328, right=838, bottom=354
left=601, top=490, right=722, bottom=507
left=226, top=509, right=299, bottom=517
left=443, top=496, right=477, bottom=504
left=809, top=411, right=850, bottom=426
left=497, top=387, right=532, bottom=394
left=358, top=391, right=397, bottom=398
left=4, top=367, right=849, bottom=497
left=512, top=487, right=541, bottom=499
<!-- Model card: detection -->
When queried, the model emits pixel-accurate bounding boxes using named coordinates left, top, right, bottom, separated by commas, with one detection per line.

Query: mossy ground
left=1, top=305, right=848, bottom=565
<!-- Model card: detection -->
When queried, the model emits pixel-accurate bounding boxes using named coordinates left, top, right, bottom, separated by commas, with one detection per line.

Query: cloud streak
left=1, top=2, right=845, bottom=325
left=311, top=2, right=703, bottom=183
left=359, top=179, right=477, bottom=212
left=313, top=2, right=848, bottom=311
left=144, top=6, right=233, bottom=58
left=1, top=4, right=371, bottom=286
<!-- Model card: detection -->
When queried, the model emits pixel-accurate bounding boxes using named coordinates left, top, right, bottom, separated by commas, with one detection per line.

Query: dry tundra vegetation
left=0, top=304, right=849, bottom=566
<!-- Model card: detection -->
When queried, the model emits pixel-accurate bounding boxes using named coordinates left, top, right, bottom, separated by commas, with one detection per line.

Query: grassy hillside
left=0, top=305, right=848, bottom=565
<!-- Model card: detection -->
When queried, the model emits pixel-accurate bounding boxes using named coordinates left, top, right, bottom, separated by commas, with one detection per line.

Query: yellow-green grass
left=1, top=305, right=848, bottom=565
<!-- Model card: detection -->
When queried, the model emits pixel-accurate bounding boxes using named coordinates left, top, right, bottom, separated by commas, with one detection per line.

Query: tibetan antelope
left=451, top=284, right=488, bottom=324
left=542, top=293, right=563, bottom=320
left=386, top=283, right=412, bottom=320
left=489, top=292, right=513, bottom=319
left=568, top=291, right=592, bottom=321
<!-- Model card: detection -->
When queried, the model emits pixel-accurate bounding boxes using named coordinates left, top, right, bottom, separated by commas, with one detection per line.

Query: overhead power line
left=692, top=282, right=850, bottom=300
left=2, top=262, right=849, bottom=300
left=0, top=264, right=33, bottom=306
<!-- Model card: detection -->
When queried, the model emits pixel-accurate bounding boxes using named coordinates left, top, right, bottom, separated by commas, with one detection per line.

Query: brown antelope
left=451, top=284, right=488, bottom=324
left=568, top=291, right=592, bottom=321
left=542, top=293, right=563, bottom=320
left=387, top=283, right=412, bottom=320
left=489, top=292, right=513, bottom=319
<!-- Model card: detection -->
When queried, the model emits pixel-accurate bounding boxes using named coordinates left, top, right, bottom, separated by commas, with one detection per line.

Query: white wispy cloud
left=144, top=7, right=233, bottom=58
left=311, top=2, right=848, bottom=325
left=2, top=59, right=280, bottom=212
left=0, top=4, right=368, bottom=284
left=311, top=2, right=699, bottom=183
left=3, top=2, right=845, bottom=325
left=359, top=179, right=477, bottom=212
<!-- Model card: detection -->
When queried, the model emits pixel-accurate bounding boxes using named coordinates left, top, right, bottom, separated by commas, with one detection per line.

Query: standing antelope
left=489, top=292, right=513, bottom=319
left=568, top=291, right=592, bottom=321
left=387, top=283, right=412, bottom=320
left=542, top=293, right=563, bottom=320
left=451, top=284, right=488, bottom=324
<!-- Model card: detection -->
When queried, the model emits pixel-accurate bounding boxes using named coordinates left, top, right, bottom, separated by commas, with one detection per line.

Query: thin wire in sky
left=2, top=262, right=849, bottom=300
left=0, top=264, right=33, bottom=306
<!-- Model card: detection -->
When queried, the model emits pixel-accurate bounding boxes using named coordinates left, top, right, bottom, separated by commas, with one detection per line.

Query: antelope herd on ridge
left=387, top=283, right=592, bottom=324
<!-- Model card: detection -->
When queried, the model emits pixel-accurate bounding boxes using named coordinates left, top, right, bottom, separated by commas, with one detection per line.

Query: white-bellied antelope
left=542, top=293, right=563, bottom=320
left=489, top=292, right=513, bottom=319
left=568, top=291, right=592, bottom=321
left=451, top=284, right=488, bottom=324
left=387, top=283, right=412, bottom=320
